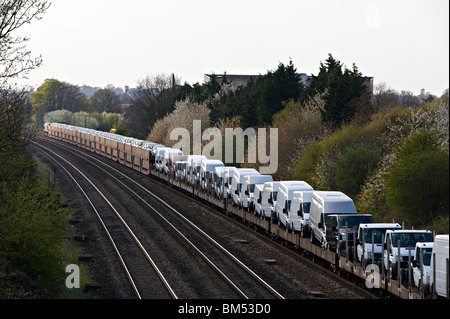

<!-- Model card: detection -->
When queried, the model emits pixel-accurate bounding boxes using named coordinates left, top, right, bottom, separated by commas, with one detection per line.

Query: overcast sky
left=17, top=0, right=449, bottom=96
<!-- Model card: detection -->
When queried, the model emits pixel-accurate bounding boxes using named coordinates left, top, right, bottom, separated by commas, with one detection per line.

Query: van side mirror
left=283, top=208, right=287, bottom=214
left=268, top=198, right=273, bottom=204
left=245, top=190, right=249, bottom=195
left=257, top=199, right=261, bottom=204
left=235, top=190, right=239, bottom=195
left=318, top=222, right=323, bottom=229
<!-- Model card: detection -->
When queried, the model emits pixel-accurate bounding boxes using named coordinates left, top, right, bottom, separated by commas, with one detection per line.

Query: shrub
left=0, top=173, right=73, bottom=290
left=385, top=130, right=449, bottom=227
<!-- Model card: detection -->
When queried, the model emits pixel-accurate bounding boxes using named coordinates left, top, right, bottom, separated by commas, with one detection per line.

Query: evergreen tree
left=305, top=54, right=367, bottom=127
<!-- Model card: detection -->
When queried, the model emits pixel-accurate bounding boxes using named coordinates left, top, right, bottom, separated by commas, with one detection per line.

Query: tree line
left=1, top=0, right=76, bottom=297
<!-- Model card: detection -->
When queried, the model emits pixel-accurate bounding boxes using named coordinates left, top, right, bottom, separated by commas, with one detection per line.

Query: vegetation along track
left=32, top=136, right=371, bottom=299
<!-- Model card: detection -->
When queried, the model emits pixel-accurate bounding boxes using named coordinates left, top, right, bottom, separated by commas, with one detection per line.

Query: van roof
left=386, top=229, right=432, bottom=234
left=202, top=159, right=223, bottom=165
left=187, top=155, right=207, bottom=165
left=328, top=214, right=370, bottom=218
left=233, top=168, right=259, bottom=176
left=313, top=191, right=352, bottom=202
left=243, top=175, right=273, bottom=183
left=359, top=223, right=402, bottom=229
left=280, top=181, right=314, bottom=192
left=434, top=234, right=449, bottom=243
left=293, top=190, right=314, bottom=201
left=165, top=148, right=182, bottom=153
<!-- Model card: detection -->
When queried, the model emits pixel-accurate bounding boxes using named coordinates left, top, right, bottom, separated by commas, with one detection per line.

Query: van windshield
left=338, top=216, right=373, bottom=228
left=364, top=229, right=388, bottom=243
left=391, top=233, right=433, bottom=247
left=421, top=248, right=433, bottom=266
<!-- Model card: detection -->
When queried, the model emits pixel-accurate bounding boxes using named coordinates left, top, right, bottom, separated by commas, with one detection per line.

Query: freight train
left=44, top=123, right=448, bottom=299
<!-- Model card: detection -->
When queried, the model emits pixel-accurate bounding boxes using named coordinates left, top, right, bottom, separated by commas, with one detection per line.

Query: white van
left=275, top=181, right=314, bottom=232
left=150, top=143, right=165, bottom=157
left=241, top=175, right=273, bottom=210
left=200, top=160, right=224, bottom=191
left=155, top=147, right=170, bottom=172
left=213, top=166, right=235, bottom=198
left=430, top=234, right=449, bottom=298
left=356, top=223, right=402, bottom=267
left=223, top=167, right=237, bottom=199
left=258, top=182, right=281, bottom=219
left=411, top=242, right=434, bottom=292
left=174, top=159, right=187, bottom=181
left=383, top=229, right=433, bottom=280
left=288, top=191, right=315, bottom=237
left=163, top=148, right=183, bottom=174
left=309, top=191, right=357, bottom=249
left=191, top=159, right=203, bottom=187
left=253, top=184, right=265, bottom=215
left=186, top=155, right=207, bottom=185
left=230, top=168, right=260, bottom=207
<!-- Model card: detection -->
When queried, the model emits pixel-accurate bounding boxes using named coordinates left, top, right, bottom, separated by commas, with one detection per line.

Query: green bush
left=334, top=143, right=383, bottom=198
left=385, top=130, right=449, bottom=228
left=294, top=125, right=384, bottom=197
left=0, top=167, right=73, bottom=291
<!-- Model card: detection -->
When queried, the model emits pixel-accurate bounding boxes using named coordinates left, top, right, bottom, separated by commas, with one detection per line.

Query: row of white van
left=45, top=123, right=449, bottom=298
left=154, top=147, right=448, bottom=297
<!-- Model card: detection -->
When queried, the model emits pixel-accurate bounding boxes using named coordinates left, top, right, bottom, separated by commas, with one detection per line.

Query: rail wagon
left=43, top=123, right=448, bottom=300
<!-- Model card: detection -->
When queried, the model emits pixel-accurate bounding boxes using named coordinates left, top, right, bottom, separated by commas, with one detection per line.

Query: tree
left=223, top=60, right=303, bottom=128
left=0, top=89, right=35, bottom=165
left=90, top=88, right=122, bottom=113
left=304, top=54, right=368, bottom=127
left=129, top=74, right=180, bottom=135
left=0, top=0, right=50, bottom=85
left=385, top=131, right=449, bottom=227
left=30, top=79, right=89, bottom=126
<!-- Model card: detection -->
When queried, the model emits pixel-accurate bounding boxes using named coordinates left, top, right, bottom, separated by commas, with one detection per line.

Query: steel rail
left=31, top=141, right=177, bottom=299
left=40, top=137, right=284, bottom=299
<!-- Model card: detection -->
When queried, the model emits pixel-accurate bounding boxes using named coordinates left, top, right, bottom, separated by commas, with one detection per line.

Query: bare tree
left=1, top=0, right=51, bottom=85
left=90, top=88, right=122, bottom=113
left=1, top=0, right=50, bottom=154
left=129, top=73, right=181, bottom=133
left=0, top=89, right=36, bottom=152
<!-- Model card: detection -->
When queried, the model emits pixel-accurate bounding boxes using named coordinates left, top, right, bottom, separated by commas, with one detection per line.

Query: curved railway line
left=30, top=134, right=377, bottom=300
left=31, top=142, right=176, bottom=299
left=37, top=122, right=449, bottom=301
left=32, top=139, right=288, bottom=299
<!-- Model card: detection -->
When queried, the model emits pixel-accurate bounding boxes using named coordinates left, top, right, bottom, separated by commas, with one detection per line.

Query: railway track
left=31, top=141, right=176, bottom=299
left=33, top=138, right=285, bottom=299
